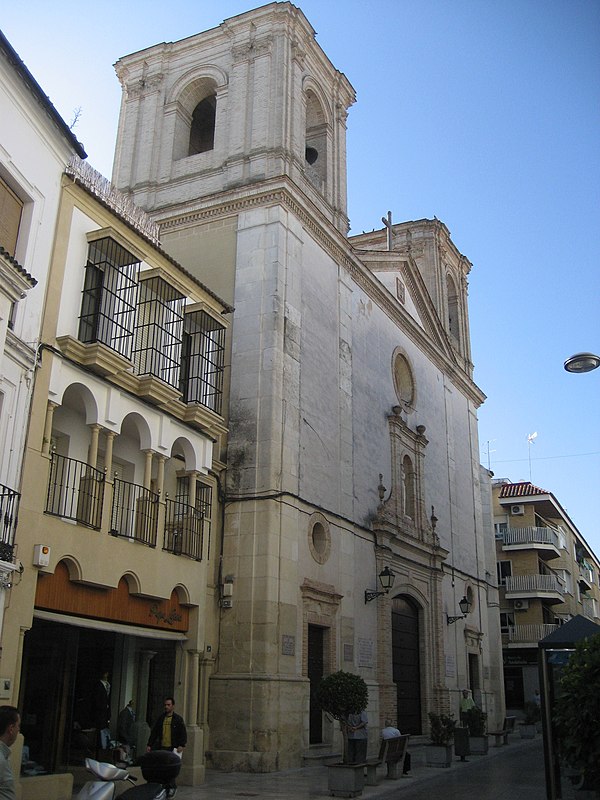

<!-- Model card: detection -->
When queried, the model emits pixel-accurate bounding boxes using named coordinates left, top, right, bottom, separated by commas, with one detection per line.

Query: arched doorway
left=392, top=595, right=422, bottom=734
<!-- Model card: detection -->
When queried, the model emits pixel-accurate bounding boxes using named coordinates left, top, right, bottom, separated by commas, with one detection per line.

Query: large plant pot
left=469, top=735, right=489, bottom=755
left=327, top=763, right=365, bottom=798
left=425, top=744, right=453, bottom=768
left=519, top=724, right=536, bottom=739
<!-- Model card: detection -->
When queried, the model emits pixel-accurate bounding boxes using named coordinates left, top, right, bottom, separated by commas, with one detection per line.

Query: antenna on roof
left=527, top=432, right=538, bottom=481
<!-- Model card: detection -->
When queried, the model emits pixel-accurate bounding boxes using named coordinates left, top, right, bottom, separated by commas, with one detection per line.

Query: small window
left=189, top=95, right=216, bottom=155
left=500, top=612, right=514, bottom=633
left=497, top=560, right=512, bottom=586
left=495, top=522, right=508, bottom=540
left=402, top=454, right=415, bottom=519
left=0, top=176, right=24, bottom=258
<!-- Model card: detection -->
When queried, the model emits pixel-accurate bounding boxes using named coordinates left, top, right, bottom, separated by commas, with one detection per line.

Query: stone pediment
left=354, top=249, right=455, bottom=361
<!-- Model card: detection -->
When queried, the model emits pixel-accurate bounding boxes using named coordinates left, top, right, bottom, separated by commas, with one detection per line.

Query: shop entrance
left=18, top=618, right=175, bottom=773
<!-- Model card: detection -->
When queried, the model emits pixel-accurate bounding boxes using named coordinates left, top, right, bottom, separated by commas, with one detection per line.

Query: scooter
left=77, top=750, right=181, bottom=800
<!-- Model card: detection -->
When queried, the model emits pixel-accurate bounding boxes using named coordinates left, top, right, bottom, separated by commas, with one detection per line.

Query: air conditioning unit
left=511, top=504, right=525, bottom=516
left=514, top=599, right=529, bottom=611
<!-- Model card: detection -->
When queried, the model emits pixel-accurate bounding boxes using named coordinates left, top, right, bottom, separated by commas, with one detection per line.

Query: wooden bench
left=488, top=715, right=516, bottom=746
left=364, top=734, right=410, bottom=785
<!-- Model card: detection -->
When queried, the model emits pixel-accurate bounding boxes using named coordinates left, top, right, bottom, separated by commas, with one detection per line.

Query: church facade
left=112, top=2, right=504, bottom=772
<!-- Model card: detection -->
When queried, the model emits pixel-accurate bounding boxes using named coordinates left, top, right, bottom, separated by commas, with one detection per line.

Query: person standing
left=92, top=670, right=111, bottom=753
left=0, top=706, right=20, bottom=800
left=459, top=688, right=475, bottom=725
left=117, top=700, right=136, bottom=762
left=147, top=697, right=187, bottom=798
left=346, top=709, right=368, bottom=764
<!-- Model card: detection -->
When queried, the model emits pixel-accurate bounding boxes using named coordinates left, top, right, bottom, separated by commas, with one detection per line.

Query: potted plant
left=553, top=633, right=600, bottom=794
left=463, top=706, right=488, bottom=754
left=316, top=670, right=369, bottom=797
left=426, top=712, right=456, bottom=767
left=519, top=701, right=540, bottom=739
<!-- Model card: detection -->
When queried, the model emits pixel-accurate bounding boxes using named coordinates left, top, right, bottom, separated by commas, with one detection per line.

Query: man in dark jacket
left=147, top=697, right=187, bottom=798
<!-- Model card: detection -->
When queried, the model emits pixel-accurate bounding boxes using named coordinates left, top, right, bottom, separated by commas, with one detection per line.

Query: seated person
left=380, top=719, right=411, bottom=774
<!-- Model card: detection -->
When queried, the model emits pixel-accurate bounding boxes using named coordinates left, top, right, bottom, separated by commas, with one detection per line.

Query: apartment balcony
left=110, top=478, right=159, bottom=547
left=0, top=482, right=20, bottom=564
left=500, top=526, right=561, bottom=560
left=45, top=453, right=105, bottom=529
left=506, top=623, right=560, bottom=647
left=164, top=499, right=205, bottom=561
left=582, top=597, right=598, bottom=622
left=577, top=563, right=594, bottom=592
left=505, top=573, right=566, bottom=604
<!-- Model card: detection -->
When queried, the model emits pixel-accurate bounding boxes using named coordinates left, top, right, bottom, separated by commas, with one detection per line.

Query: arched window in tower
left=446, top=273, right=460, bottom=344
left=189, top=94, right=216, bottom=155
left=304, top=89, right=328, bottom=193
left=402, top=455, right=415, bottom=519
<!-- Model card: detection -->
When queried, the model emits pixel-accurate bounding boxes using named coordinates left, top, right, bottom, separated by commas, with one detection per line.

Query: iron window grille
left=132, top=276, right=184, bottom=388
left=78, top=237, right=139, bottom=359
left=180, top=309, right=225, bottom=414
left=110, top=478, right=159, bottom=547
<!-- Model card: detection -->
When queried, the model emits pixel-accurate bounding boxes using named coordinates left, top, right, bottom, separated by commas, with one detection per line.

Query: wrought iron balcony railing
left=46, top=453, right=105, bottom=529
left=507, top=623, right=559, bottom=643
left=501, top=526, right=560, bottom=548
left=505, top=573, right=565, bottom=596
left=164, top=498, right=204, bottom=561
left=0, top=482, right=20, bottom=562
left=111, top=478, right=159, bottom=547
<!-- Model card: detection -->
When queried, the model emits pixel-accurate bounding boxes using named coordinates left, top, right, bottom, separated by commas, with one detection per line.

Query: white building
left=0, top=29, right=85, bottom=637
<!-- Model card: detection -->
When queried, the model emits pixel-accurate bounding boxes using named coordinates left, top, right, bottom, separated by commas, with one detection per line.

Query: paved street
left=119, top=735, right=546, bottom=799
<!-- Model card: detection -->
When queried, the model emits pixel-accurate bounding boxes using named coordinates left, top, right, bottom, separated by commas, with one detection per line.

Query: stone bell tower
left=112, top=2, right=357, bottom=773
left=112, top=1, right=355, bottom=244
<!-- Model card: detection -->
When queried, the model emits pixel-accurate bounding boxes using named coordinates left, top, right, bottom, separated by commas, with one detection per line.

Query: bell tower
left=112, top=2, right=355, bottom=236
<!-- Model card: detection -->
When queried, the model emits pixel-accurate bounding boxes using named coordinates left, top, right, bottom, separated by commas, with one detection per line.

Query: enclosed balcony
left=506, top=623, right=560, bottom=647
left=499, top=526, right=561, bottom=560
left=505, top=573, right=565, bottom=604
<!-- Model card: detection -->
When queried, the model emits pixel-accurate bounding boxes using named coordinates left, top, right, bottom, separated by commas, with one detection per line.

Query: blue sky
left=3, top=0, right=599, bottom=553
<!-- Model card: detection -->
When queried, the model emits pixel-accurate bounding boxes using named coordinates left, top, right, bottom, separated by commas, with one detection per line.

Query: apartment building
left=493, top=479, right=600, bottom=710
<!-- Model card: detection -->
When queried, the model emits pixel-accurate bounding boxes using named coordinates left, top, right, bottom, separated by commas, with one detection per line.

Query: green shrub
left=316, top=671, right=369, bottom=763
left=553, top=633, right=600, bottom=793
left=428, top=712, right=456, bottom=746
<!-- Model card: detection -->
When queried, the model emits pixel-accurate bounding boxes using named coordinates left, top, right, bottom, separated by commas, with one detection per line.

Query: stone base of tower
left=207, top=673, right=309, bottom=772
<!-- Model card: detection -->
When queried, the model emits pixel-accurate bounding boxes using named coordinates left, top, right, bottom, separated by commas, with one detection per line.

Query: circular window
left=308, top=513, right=331, bottom=565
left=392, top=350, right=415, bottom=413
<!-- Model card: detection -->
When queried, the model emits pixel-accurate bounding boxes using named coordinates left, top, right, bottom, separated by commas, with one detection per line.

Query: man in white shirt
left=380, top=719, right=411, bottom=774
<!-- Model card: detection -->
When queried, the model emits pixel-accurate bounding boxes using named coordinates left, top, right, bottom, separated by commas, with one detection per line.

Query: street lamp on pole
left=563, top=352, right=600, bottom=374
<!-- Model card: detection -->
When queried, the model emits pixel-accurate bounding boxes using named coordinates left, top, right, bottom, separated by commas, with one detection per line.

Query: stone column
left=88, top=424, right=101, bottom=468
left=143, top=450, right=154, bottom=490
left=104, top=431, right=116, bottom=479
left=42, top=401, right=58, bottom=456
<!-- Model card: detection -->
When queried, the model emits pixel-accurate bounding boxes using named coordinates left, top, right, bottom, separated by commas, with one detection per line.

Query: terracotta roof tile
left=498, top=481, right=549, bottom=499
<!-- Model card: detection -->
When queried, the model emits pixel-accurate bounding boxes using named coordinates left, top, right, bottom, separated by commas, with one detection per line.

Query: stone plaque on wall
left=343, top=643, right=354, bottom=662
left=445, top=654, right=455, bottom=677
left=281, top=634, right=295, bottom=656
left=357, top=638, right=373, bottom=668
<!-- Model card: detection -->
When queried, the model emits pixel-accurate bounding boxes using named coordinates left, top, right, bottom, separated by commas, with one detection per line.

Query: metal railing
left=164, top=499, right=204, bottom=561
left=0, top=483, right=20, bottom=562
left=46, top=453, right=104, bottom=529
left=507, top=623, right=559, bottom=643
left=111, top=479, right=159, bottom=547
left=502, top=526, right=560, bottom=548
left=505, top=573, right=564, bottom=595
